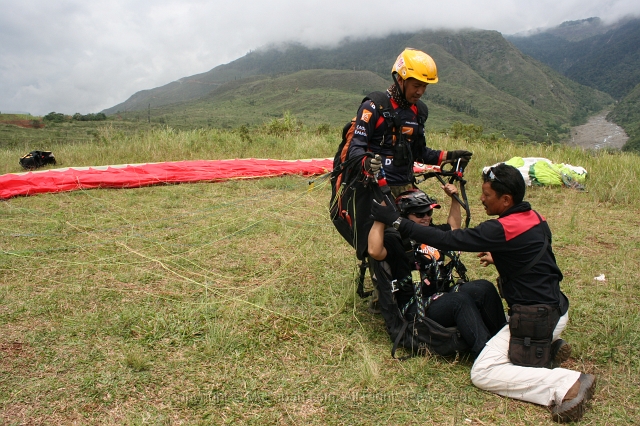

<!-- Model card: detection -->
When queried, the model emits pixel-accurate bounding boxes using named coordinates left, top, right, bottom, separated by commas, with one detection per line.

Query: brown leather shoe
left=552, top=373, right=597, bottom=423
left=550, top=339, right=572, bottom=368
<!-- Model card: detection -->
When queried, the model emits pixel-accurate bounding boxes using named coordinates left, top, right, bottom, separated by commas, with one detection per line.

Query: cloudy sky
left=1, top=0, right=638, bottom=116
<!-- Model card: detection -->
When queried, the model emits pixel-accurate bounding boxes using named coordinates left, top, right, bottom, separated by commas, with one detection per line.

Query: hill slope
left=104, top=29, right=612, bottom=142
left=102, top=33, right=414, bottom=115
left=608, top=83, right=640, bottom=152
left=507, top=17, right=640, bottom=100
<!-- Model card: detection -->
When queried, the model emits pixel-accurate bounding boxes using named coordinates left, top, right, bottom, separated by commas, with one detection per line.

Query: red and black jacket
left=347, top=95, right=444, bottom=186
left=397, top=202, right=568, bottom=314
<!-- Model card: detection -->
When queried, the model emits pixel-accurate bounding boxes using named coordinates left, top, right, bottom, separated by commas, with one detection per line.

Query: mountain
left=510, top=17, right=619, bottom=42
left=102, top=34, right=413, bottom=115
left=103, top=29, right=613, bottom=143
left=506, top=17, right=640, bottom=100
left=608, top=83, right=640, bottom=152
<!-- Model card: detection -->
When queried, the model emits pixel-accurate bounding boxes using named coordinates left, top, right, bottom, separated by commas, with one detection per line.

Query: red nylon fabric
left=0, top=158, right=334, bottom=199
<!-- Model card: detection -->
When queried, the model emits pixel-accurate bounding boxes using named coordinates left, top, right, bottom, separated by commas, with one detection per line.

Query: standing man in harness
left=347, top=48, right=473, bottom=198
left=329, top=47, right=473, bottom=298
left=370, top=163, right=596, bottom=423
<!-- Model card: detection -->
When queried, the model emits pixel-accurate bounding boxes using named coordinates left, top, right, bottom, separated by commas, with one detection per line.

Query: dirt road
left=567, top=111, right=628, bottom=150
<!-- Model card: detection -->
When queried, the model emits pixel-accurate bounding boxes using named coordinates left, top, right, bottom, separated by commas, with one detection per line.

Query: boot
left=551, top=373, right=596, bottom=423
left=549, top=339, right=572, bottom=368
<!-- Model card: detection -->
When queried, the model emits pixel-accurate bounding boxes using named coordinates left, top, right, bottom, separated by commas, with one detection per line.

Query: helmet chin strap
left=392, top=73, right=407, bottom=102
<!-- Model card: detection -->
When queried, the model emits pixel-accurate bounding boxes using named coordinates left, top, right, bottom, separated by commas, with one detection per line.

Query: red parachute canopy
left=0, top=159, right=439, bottom=200
left=0, top=158, right=334, bottom=200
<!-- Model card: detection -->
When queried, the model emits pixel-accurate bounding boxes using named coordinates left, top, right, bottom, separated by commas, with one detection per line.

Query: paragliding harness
left=370, top=239, right=471, bottom=358
left=19, top=150, right=56, bottom=170
left=370, top=162, right=472, bottom=358
left=329, top=91, right=428, bottom=298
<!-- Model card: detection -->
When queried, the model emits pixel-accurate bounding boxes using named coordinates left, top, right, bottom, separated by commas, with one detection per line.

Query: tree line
left=44, top=112, right=107, bottom=123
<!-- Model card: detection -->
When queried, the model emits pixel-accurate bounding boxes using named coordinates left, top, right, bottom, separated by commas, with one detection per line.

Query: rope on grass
left=0, top=176, right=360, bottom=342
left=1, top=177, right=334, bottom=258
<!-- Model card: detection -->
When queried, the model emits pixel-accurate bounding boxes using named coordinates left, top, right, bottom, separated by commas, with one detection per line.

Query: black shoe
left=550, top=339, right=572, bottom=368
left=551, top=373, right=596, bottom=423
left=368, top=288, right=381, bottom=315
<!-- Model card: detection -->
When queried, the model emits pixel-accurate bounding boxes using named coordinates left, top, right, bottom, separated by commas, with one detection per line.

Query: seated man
left=368, top=184, right=506, bottom=358
left=371, top=163, right=595, bottom=423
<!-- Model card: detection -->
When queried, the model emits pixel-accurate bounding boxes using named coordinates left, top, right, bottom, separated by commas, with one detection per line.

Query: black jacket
left=347, top=96, right=444, bottom=186
left=398, top=202, right=568, bottom=314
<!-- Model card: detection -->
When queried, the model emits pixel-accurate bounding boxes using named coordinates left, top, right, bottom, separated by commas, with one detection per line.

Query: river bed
left=567, top=111, right=628, bottom=150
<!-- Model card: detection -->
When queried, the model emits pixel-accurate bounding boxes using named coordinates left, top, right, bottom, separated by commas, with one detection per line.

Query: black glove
left=364, top=155, right=382, bottom=174
left=443, top=150, right=473, bottom=166
left=370, top=199, right=400, bottom=226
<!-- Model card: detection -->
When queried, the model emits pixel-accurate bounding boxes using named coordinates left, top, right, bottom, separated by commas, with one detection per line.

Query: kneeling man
left=371, top=163, right=595, bottom=423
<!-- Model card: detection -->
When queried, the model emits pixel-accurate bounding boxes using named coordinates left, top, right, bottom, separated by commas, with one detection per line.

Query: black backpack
left=19, top=151, right=56, bottom=170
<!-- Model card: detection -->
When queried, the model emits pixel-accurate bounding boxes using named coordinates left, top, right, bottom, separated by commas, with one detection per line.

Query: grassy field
left=1, top=123, right=639, bottom=424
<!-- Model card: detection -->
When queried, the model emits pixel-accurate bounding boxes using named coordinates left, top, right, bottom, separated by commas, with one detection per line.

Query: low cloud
left=1, top=0, right=638, bottom=115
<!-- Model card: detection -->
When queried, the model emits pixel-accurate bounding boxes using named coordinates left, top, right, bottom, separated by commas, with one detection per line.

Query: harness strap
left=356, top=257, right=371, bottom=298
left=391, top=320, right=410, bottom=359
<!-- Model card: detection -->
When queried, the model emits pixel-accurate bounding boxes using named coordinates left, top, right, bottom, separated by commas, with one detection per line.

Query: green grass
left=0, top=117, right=159, bottom=154
left=0, top=126, right=639, bottom=424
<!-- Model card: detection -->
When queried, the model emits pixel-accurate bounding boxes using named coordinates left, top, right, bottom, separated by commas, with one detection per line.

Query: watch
left=392, top=217, right=402, bottom=230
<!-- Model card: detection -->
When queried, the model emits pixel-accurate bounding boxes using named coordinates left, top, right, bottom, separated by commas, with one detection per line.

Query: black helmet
left=395, top=189, right=441, bottom=216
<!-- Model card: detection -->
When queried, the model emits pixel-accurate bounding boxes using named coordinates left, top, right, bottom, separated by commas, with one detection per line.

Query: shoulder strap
left=364, top=91, right=428, bottom=123
left=363, top=91, right=393, bottom=114
left=364, top=91, right=396, bottom=124
left=363, top=91, right=402, bottom=147
left=392, top=320, right=411, bottom=359
left=415, top=100, right=429, bottom=125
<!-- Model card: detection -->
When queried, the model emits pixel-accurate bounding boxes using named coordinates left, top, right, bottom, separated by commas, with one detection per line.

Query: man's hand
left=442, top=183, right=458, bottom=198
left=477, top=251, right=494, bottom=267
left=371, top=199, right=400, bottom=226
left=364, top=155, right=382, bottom=175
left=443, top=150, right=473, bottom=166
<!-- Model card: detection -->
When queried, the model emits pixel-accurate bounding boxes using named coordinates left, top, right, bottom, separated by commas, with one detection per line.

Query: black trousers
left=426, top=279, right=506, bottom=357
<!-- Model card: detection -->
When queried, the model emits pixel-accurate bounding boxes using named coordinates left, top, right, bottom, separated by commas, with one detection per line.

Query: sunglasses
left=485, top=167, right=504, bottom=184
left=410, top=210, right=433, bottom=218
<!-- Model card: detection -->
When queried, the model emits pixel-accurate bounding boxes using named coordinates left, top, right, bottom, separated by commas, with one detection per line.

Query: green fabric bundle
left=503, top=157, right=587, bottom=189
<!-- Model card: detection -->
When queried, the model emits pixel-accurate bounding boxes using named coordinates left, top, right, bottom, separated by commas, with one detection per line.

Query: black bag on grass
left=19, top=151, right=56, bottom=170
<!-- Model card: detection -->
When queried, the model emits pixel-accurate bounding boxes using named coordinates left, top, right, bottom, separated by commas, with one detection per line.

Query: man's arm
left=367, top=221, right=387, bottom=261
left=399, top=218, right=506, bottom=253
left=442, top=183, right=461, bottom=230
left=347, top=100, right=379, bottom=160
left=370, top=198, right=505, bottom=253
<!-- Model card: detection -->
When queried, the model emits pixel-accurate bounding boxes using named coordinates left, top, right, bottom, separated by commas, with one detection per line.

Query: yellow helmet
left=392, top=48, right=438, bottom=84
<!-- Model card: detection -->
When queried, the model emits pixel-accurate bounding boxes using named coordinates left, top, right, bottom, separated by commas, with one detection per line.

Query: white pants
left=470, top=312, right=581, bottom=406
